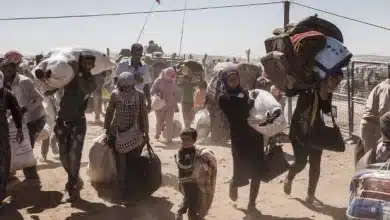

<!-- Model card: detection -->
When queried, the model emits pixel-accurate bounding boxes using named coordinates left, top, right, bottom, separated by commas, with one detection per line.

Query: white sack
left=194, top=109, right=211, bottom=139
left=48, top=47, right=115, bottom=75
left=194, top=109, right=211, bottom=126
left=8, top=117, right=36, bottom=172
left=87, top=133, right=117, bottom=184
left=151, top=95, right=166, bottom=111
left=32, top=53, right=75, bottom=91
left=247, top=89, right=287, bottom=137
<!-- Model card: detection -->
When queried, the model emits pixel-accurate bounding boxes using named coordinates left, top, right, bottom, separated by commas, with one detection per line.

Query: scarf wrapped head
left=4, top=50, right=23, bottom=65
left=220, top=63, right=242, bottom=96
left=117, top=72, right=136, bottom=91
left=161, top=67, right=176, bottom=82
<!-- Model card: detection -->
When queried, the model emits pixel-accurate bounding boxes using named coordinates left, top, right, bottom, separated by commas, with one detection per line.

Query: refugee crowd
left=0, top=14, right=388, bottom=220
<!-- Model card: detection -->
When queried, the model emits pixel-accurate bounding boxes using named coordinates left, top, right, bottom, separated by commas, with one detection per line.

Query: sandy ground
left=1, top=112, right=353, bottom=220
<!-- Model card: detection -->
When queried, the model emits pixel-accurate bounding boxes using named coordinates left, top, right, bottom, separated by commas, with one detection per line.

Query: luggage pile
left=347, top=161, right=390, bottom=219
left=261, top=15, right=352, bottom=90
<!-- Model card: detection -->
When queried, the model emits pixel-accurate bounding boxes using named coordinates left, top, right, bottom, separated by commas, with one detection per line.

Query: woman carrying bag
left=218, top=65, right=265, bottom=213
left=283, top=73, right=343, bottom=204
left=104, top=71, right=149, bottom=202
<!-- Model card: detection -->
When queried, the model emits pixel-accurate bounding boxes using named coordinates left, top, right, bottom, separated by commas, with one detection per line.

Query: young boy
left=175, top=128, right=200, bottom=220
left=175, top=128, right=201, bottom=220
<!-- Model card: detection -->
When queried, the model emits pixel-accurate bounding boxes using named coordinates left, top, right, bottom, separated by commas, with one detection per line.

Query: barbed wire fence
left=1, top=0, right=389, bottom=140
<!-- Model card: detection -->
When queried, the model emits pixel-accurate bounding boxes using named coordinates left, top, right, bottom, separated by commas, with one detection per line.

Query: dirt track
left=1, top=112, right=353, bottom=220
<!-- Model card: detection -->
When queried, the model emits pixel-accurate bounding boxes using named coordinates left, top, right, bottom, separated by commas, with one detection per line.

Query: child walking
left=175, top=128, right=216, bottom=220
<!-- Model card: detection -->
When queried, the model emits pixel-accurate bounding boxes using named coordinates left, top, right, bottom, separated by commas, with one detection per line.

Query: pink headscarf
left=152, top=67, right=179, bottom=108
left=161, top=67, right=176, bottom=82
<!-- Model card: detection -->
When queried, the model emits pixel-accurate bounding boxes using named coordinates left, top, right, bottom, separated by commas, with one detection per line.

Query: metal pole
left=178, top=0, right=188, bottom=57
left=347, top=63, right=353, bottom=138
left=350, top=62, right=355, bottom=135
left=137, top=1, right=157, bottom=43
left=284, top=0, right=292, bottom=125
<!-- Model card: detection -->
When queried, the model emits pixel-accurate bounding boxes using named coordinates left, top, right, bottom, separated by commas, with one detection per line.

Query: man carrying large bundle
left=46, top=52, right=97, bottom=202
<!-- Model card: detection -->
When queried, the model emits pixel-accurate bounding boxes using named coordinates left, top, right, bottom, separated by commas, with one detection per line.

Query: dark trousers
left=286, top=138, right=323, bottom=196
left=113, top=135, right=143, bottom=199
left=0, top=124, right=10, bottom=200
left=23, top=116, right=46, bottom=179
left=54, top=118, right=86, bottom=192
left=178, top=182, right=200, bottom=220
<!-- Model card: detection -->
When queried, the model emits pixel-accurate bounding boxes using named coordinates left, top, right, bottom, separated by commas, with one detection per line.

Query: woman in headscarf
left=283, top=73, right=342, bottom=204
left=104, top=72, right=149, bottom=202
left=151, top=67, right=180, bottom=143
left=218, top=64, right=264, bottom=212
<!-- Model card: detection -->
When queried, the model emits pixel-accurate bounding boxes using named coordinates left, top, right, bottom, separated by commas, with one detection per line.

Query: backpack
left=287, top=15, right=343, bottom=43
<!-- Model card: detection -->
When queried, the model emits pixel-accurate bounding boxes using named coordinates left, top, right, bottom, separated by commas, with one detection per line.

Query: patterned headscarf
left=117, top=72, right=136, bottom=90
left=220, top=64, right=242, bottom=97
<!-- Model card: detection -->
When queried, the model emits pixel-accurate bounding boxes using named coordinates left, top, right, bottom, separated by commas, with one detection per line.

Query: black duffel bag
left=136, top=142, right=162, bottom=197
left=261, top=139, right=291, bottom=183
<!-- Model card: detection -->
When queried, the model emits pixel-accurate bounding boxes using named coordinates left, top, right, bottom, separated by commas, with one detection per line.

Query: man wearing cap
left=115, top=43, right=152, bottom=112
left=2, top=58, right=46, bottom=184
left=44, top=52, right=97, bottom=202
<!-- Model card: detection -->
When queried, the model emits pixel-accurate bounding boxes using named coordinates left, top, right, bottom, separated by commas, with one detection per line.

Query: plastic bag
left=9, top=117, right=36, bottom=173
left=194, top=109, right=211, bottom=126
left=32, top=53, right=75, bottom=91
left=87, top=133, right=117, bottom=184
left=247, top=89, right=287, bottom=137
left=47, top=47, right=115, bottom=75
left=151, top=95, right=166, bottom=111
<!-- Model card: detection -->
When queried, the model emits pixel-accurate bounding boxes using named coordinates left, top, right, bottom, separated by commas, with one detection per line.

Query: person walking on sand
left=2, top=58, right=46, bottom=185
left=283, top=72, right=342, bottom=204
left=44, top=52, right=97, bottom=202
left=0, top=71, right=24, bottom=204
left=104, top=71, right=149, bottom=203
left=218, top=65, right=265, bottom=212
left=151, top=68, right=180, bottom=143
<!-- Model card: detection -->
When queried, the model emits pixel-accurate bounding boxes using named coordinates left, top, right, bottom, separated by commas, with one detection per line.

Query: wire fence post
left=284, top=0, right=293, bottom=124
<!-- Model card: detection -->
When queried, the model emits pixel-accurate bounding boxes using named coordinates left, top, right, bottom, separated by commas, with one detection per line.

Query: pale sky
left=1, top=0, right=390, bottom=57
